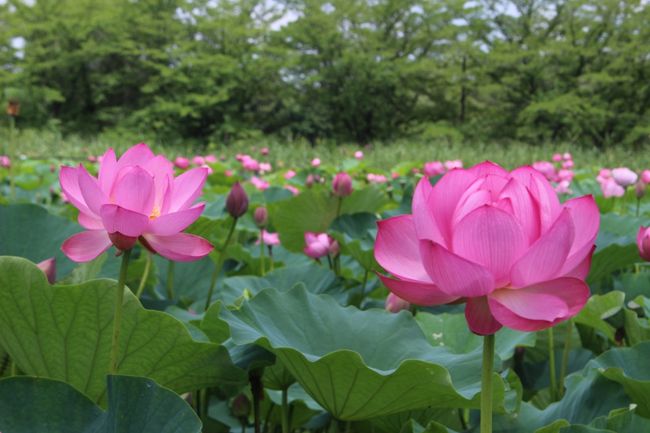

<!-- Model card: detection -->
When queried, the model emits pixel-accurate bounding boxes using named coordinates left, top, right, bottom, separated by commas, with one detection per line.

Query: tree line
left=0, top=0, right=648, bottom=147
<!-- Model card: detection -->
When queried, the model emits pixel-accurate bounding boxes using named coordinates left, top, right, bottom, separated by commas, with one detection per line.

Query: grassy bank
left=1, top=127, right=646, bottom=170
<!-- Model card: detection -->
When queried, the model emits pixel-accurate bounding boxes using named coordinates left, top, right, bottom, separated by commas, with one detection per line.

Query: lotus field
left=2, top=144, right=650, bottom=433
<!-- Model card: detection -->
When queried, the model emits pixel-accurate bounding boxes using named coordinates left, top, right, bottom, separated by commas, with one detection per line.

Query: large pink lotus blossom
left=60, top=143, right=213, bottom=262
left=241, top=155, right=260, bottom=172
left=374, top=161, right=599, bottom=335
left=304, top=232, right=339, bottom=259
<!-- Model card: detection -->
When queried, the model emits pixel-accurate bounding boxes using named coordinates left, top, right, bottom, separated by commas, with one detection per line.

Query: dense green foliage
left=1, top=0, right=649, bottom=146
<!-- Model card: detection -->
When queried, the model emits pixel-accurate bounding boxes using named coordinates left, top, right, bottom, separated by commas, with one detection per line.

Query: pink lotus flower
left=311, top=158, right=321, bottom=167
left=333, top=172, right=353, bottom=197
left=612, top=167, right=638, bottom=187
left=374, top=161, right=599, bottom=335
left=367, top=173, right=388, bottom=184
left=385, top=293, right=410, bottom=313
left=241, top=155, right=260, bottom=172
left=354, top=150, right=364, bottom=160
left=250, top=176, right=270, bottom=191
left=284, top=184, right=299, bottom=195
left=260, top=147, right=270, bottom=156
left=563, top=152, right=572, bottom=161
left=205, top=154, right=217, bottom=164
left=37, top=258, right=56, bottom=284
left=557, top=169, right=574, bottom=182
left=423, top=161, right=445, bottom=178
left=444, top=160, right=463, bottom=170
left=174, top=157, right=190, bottom=169
left=532, top=161, right=556, bottom=181
left=642, top=170, right=650, bottom=184
left=600, top=178, right=625, bottom=198
left=555, top=180, right=572, bottom=195
left=224, top=169, right=234, bottom=177
left=552, top=153, right=562, bottom=162
left=60, top=143, right=213, bottom=262
left=304, top=232, right=339, bottom=259
left=192, top=156, right=206, bottom=166
left=259, top=162, right=272, bottom=174
left=562, top=160, right=574, bottom=169
left=0, top=156, right=11, bottom=168
left=257, top=230, right=280, bottom=246
left=638, top=227, right=650, bottom=261
left=284, top=170, right=296, bottom=180
left=88, top=155, right=98, bottom=163
left=391, top=172, right=400, bottom=180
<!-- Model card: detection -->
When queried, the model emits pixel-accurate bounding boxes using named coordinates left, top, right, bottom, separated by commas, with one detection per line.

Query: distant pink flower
left=0, top=156, right=10, bottom=168
left=638, top=227, right=650, bottom=261
left=259, top=162, right=272, bottom=174
left=37, top=258, right=56, bottom=284
left=354, top=150, right=364, bottom=160
left=304, top=232, right=339, bottom=259
left=60, top=143, right=213, bottom=262
left=563, top=152, right=572, bottom=161
left=192, top=156, right=205, bottom=166
left=391, top=172, right=400, bottom=179
left=311, top=158, right=321, bottom=167
left=532, top=161, right=556, bottom=181
left=367, top=173, right=388, bottom=184
left=562, top=160, right=574, bottom=169
left=224, top=169, right=234, bottom=177
left=555, top=180, right=572, bottom=195
left=241, top=156, right=260, bottom=172
left=375, top=161, right=599, bottom=335
left=333, top=172, right=353, bottom=197
left=423, top=161, right=445, bottom=177
left=257, top=230, right=280, bottom=246
left=204, top=154, right=217, bottom=164
left=284, top=170, right=296, bottom=180
left=250, top=176, right=270, bottom=191
left=88, top=156, right=98, bottom=163
left=261, top=147, right=270, bottom=156
left=611, top=167, right=638, bottom=187
left=174, top=157, right=190, bottom=169
left=284, top=185, right=299, bottom=195
left=600, top=178, right=625, bottom=198
left=385, top=293, right=410, bottom=313
left=201, top=164, right=213, bottom=175
left=596, top=169, right=612, bottom=184
left=552, top=153, right=562, bottom=162
left=557, top=169, right=574, bottom=182
left=642, top=170, right=650, bottom=184
left=444, top=160, right=463, bottom=170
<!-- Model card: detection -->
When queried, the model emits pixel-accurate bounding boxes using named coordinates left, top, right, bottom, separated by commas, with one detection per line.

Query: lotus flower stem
left=166, top=260, right=175, bottom=300
left=135, top=251, right=152, bottom=298
left=480, top=334, right=495, bottom=433
left=558, top=319, right=574, bottom=398
left=281, top=387, right=290, bottom=433
left=636, top=198, right=641, bottom=217
left=548, top=327, right=558, bottom=400
left=205, top=217, right=238, bottom=311
left=110, top=249, right=131, bottom=374
left=260, top=229, right=266, bottom=276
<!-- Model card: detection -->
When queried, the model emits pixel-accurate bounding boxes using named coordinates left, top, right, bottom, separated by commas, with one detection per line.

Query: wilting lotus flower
left=423, top=161, right=445, bottom=178
left=332, top=172, right=353, bottom=197
left=304, top=232, right=339, bottom=259
left=37, top=258, right=56, bottom=284
left=354, top=150, right=364, bottom=160
left=257, top=230, right=280, bottom=246
left=612, top=167, right=638, bottom=187
left=60, top=144, right=213, bottom=262
left=638, top=227, right=650, bottom=261
left=174, top=156, right=190, bottom=169
left=375, top=161, right=599, bottom=334
left=385, top=293, right=411, bottom=313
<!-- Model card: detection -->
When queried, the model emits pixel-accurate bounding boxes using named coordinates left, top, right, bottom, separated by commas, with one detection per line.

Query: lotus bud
left=638, top=227, right=650, bottom=261
left=254, top=207, right=268, bottom=228
left=636, top=180, right=646, bottom=199
left=642, top=170, right=650, bottom=184
left=226, top=182, right=249, bottom=218
left=332, top=172, right=353, bottom=197
left=385, top=293, right=410, bottom=313
left=36, top=258, right=56, bottom=284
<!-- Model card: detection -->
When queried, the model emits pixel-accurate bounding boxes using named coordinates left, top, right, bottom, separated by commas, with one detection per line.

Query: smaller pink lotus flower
left=367, top=173, right=388, bottom=184
left=0, top=156, right=11, bottom=168
left=638, top=227, right=650, bottom=261
left=251, top=176, right=270, bottom=191
left=354, top=151, right=364, bottom=160
left=60, top=144, right=213, bottom=262
left=333, top=172, right=353, bottom=197
left=304, top=232, right=339, bottom=259
left=284, top=170, right=296, bottom=180
left=612, top=167, right=638, bottom=187
left=259, top=162, right=272, bottom=174
left=444, top=160, right=463, bottom=170
left=192, top=156, right=206, bottom=166
left=257, top=230, right=280, bottom=246
left=37, top=258, right=56, bottom=284
left=284, top=185, right=299, bottom=195
left=241, top=155, right=260, bottom=172
left=552, top=153, right=562, bottom=162
left=423, top=161, right=445, bottom=177
left=311, top=158, right=321, bottom=167
left=563, top=152, right=572, bottom=161
left=600, top=178, right=625, bottom=198
left=174, top=157, right=190, bottom=169
left=205, top=154, right=217, bottom=164
left=385, top=293, right=410, bottom=313
left=260, top=147, right=270, bottom=156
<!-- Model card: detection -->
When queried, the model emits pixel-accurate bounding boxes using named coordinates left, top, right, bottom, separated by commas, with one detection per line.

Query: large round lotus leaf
left=587, top=342, right=650, bottom=417
left=0, top=375, right=201, bottom=433
left=213, top=287, right=511, bottom=420
left=0, top=203, right=81, bottom=278
left=0, top=256, right=246, bottom=404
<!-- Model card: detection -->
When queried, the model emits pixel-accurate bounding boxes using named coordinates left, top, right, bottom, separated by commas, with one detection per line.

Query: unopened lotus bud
left=231, top=394, right=251, bottom=418
left=226, top=182, right=249, bottom=218
left=254, top=207, right=268, bottom=228
left=332, top=172, right=353, bottom=197
left=306, top=174, right=315, bottom=188
left=385, top=293, right=410, bottom=313
left=37, top=258, right=56, bottom=284
left=636, top=181, right=646, bottom=199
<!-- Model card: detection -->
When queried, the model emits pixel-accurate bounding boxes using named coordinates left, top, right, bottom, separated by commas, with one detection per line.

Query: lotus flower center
left=149, top=206, right=161, bottom=220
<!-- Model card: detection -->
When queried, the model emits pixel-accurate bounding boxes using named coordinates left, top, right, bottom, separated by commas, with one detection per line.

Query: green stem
left=135, top=251, right=152, bottom=298
left=326, top=254, right=333, bottom=270
left=361, top=270, right=368, bottom=294
left=110, top=249, right=131, bottom=374
left=8, top=116, right=15, bottom=200
left=335, top=197, right=343, bottom=219
left=205, top=217, right=238, bottom=311
left=260, top=229, right=266, bottom=276
left=166, top=260, right=175, bottom=300
left=636, top=198, right=641, bottom=217
left=480, top=334, right=495, bottom=433
left=548, top=327, right=558, bottom=401
left=199, top=388, right=208, bottom=426
left=269, top=246, right=274, bottom=272
left=281, top=386, right=290, bottom=433
left=558, top=320, right=573, bottom=398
